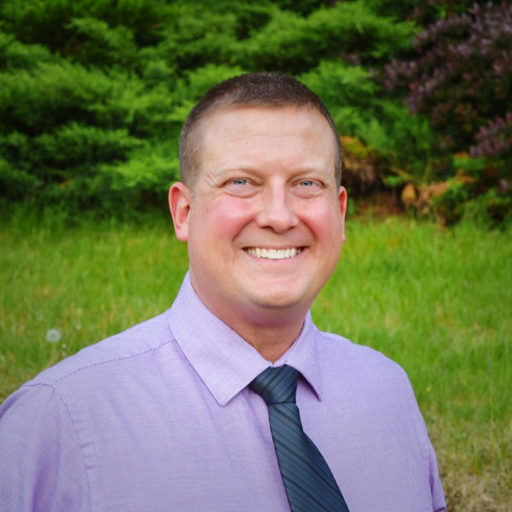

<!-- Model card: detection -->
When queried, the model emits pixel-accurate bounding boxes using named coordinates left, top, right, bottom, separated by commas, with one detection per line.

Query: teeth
left=246, top=247, right=303, bottom=260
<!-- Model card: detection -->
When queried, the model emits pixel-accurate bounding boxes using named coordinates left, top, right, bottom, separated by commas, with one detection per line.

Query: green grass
left=317, top=218, right=511, bottom=424
left=1, top=210, right=511, bottom=510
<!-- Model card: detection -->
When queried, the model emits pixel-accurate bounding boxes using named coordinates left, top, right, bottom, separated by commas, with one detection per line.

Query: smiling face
left=170, top=105, right=347, bottom=335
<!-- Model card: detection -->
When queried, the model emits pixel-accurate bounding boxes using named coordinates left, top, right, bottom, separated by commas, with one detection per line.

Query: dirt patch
left=429, top=418, right=512, bottom=511
left=352, top=190, right=405, bottom=218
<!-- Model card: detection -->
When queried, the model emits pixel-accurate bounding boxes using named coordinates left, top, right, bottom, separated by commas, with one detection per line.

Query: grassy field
left=1, top=209, right=511, bottom=510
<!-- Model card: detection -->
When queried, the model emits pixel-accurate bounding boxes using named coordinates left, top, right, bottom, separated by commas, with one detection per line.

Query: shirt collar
left=166, top=273, right=323, bottom=406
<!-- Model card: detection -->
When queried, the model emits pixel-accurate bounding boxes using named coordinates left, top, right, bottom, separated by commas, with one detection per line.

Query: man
left=0, top=73, right=446, bottom=511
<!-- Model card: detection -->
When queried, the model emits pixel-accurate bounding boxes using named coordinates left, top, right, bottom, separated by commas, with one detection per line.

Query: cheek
left=302, top=202, right=343, bottom=239
left=193, top=197, right=255, bottom=239
left=225, top=195, right=257, bottom=223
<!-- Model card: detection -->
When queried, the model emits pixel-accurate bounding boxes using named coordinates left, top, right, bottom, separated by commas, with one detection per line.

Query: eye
left=224, top=177, right=257, bottom=197
left=294, top=178, right=323, bottom=198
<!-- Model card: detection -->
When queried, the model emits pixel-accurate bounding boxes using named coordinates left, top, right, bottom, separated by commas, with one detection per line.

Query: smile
left=244, top=247, right=304, bottom=260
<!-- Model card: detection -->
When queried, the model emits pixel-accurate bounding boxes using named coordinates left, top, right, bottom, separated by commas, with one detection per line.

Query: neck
left=202, top=298, right=307, bottom=362
left=188, top=274, right=310, bottom=362
left=235, top=317, right=305, bottom=362
left=225, top=302, right=309, bottom=361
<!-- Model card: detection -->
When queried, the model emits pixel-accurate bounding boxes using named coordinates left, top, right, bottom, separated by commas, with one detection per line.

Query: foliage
left=301, top=60, right=437, bottom=183
left=0, top=0, right=421, bottom=215
left=384, top=1, right=512, bottom=222
left=237, top=1, right=417, bottom=74
left=0, top=56, right=178, bottom=211
left=0, top=0, right=509, bottom=223
left=471, top=112, right=512, bottom=163
left=386, top=2, right=512, bottom=153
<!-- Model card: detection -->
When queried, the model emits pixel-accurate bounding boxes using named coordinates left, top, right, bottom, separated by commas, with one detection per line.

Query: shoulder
left=311, top=327, right=429, bottom=449
left=25, top=311, right=174, bottom=389
left=311, top=327, right=416, bottom=406
left=314, top=327, right=408, bottom=379
left=0, top=311, right=177, bottom=496
left=310, top=328, right=446, bottom=511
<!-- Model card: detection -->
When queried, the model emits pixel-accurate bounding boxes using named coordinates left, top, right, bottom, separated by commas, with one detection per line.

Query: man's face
left=170, top=106, right=347, bottom=328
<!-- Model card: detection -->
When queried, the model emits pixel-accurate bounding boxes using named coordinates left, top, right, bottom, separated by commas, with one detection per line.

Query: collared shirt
left=0, top=274, right=446, bottom=511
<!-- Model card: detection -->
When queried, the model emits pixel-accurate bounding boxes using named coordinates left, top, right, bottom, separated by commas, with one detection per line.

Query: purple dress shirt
left=0, top=274, right=446, bottom=511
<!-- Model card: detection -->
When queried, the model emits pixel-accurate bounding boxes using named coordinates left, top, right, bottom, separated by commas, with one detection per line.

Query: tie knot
left=249, top=365, right=298, bottom=405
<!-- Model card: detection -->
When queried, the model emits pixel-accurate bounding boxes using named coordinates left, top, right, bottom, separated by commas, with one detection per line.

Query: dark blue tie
left=250, top=365, right=350, bottom=512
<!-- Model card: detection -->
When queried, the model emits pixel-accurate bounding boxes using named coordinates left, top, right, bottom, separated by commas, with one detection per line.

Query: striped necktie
left=250, top=365, right=350, bottom=512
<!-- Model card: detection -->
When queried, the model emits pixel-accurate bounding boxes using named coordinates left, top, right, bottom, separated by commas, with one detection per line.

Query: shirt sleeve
left=426, top=434, right=447, bottom=512
left=0, top=384, right=91, bottom=511
left=407, top=383, right=447, bottom=512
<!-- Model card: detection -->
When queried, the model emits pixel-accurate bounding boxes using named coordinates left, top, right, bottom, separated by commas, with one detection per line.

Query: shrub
left=385, top=2, right=512, bottom=162
left=385, top=1, right=512, bottom=223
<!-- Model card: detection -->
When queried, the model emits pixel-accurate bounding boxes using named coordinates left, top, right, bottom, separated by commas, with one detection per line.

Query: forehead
left=196, top=105, right=336, bottom=175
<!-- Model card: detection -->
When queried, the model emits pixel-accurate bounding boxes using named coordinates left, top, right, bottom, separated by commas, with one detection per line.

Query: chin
left=249, top=289, right=309, bottom=312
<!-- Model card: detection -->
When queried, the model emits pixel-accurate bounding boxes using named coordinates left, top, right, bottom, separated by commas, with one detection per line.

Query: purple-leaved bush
left=386, top=2, right=512, bottom=164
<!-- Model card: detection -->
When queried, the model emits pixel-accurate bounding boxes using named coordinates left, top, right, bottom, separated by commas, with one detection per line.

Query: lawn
left=1, top=209, right=511, bottom=510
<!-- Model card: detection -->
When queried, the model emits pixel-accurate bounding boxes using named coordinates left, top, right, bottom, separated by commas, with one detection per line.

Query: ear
left=338, top=186, right=348, bottom=243
left=169, top=182, right=192, bottom=242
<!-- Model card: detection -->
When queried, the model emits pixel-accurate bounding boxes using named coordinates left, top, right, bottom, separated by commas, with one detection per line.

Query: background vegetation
left=1, top=1, right=511, bottom=510
left=1, top=0, right=510, bottom=223
left=1, top=211, right=511, bottom=510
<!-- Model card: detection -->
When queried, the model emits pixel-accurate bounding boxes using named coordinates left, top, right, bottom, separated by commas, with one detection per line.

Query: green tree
left=0, top=0, right=456, bottom=219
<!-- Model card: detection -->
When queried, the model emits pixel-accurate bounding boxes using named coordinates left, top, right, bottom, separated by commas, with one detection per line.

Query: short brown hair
left=179, top=72, right=342, bottom=188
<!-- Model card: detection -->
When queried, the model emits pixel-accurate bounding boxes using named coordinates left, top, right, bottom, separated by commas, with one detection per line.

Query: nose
left=255, top=184, right=299, bottom=233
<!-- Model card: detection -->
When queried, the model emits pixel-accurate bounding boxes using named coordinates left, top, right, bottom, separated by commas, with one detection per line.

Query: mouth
left=244, top=247, right=304, bottom=260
